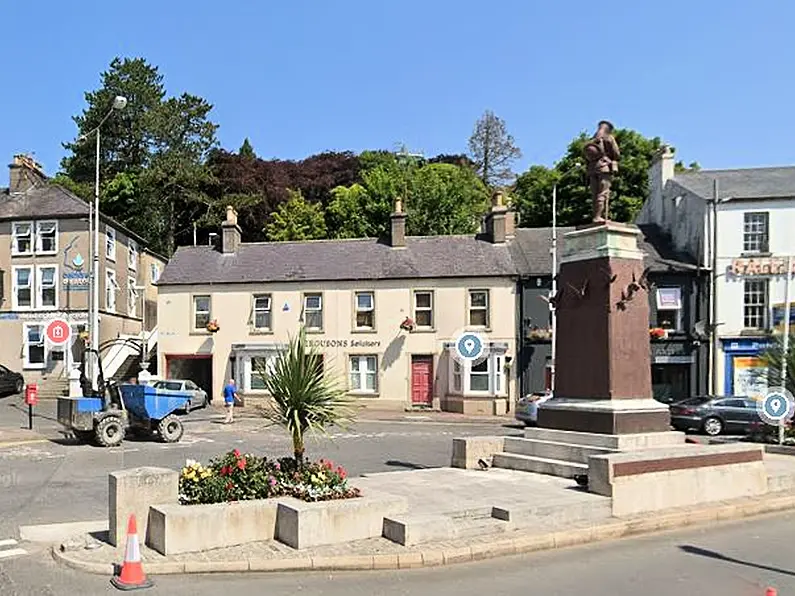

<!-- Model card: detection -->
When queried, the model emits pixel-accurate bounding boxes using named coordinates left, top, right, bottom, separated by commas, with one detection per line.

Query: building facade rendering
left=0, top=155, right=165, bottom=388
left=157, top=200, right=519, bottom=414
left=637, top=147, right=795, bottom=398
left=510, top=224, right=709, bottom=403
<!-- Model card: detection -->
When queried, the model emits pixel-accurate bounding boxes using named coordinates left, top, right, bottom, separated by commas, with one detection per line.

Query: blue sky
left=2, top=0, right=794, bottom=177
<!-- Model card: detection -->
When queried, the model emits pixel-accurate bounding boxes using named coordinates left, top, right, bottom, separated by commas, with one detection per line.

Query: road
left=0, top=397, right=519, bottom=541
left=2, top=508, right=794, bottom=594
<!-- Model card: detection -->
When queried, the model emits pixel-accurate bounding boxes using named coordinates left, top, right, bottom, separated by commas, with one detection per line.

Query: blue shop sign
left=62, top=271, right=89, bottom=291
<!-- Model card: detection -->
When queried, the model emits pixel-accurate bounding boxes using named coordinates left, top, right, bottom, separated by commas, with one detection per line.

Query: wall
left=158, top=277, right=517, bottom=410
left=0, top=215, right=165, bottom=378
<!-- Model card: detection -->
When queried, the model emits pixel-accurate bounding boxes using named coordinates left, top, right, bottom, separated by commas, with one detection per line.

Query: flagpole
left=550, top=184, right=558, bottom=394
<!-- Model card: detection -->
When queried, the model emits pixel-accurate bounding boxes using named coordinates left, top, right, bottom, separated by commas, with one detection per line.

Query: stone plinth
left=538, top=222, right=670, bottom=434
left=109, top=467, right=179, bottom=547
left=588, top=443, right=767, bottom=516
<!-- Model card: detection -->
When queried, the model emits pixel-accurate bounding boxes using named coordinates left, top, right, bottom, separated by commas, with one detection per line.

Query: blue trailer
left=57, top=349, right=192, bottom=446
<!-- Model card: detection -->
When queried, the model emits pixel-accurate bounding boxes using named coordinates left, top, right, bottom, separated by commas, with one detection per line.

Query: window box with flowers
left=399, top=317, right=416, bottom=332
left=526, top=327, right=552, bottom=341
left=649, top=327, right=668, bottom=340
left=206, top=320, right=220, bottom=333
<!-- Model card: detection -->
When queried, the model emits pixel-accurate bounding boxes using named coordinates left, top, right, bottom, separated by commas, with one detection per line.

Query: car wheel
left=14, top=379, right=23, bottom=394
left=96, top=416, right=125, bottom=447
left=157, top=414, right=184, bottom=443
left=703, top=417, right=723, bottom=436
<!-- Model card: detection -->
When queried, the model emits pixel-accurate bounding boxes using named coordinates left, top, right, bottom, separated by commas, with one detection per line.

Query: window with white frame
left=23, top=324, right=45, bottom=369
left=106, top=227, right=116, bottom=261
left=128, top=277, right=138, bottom=317
left=249, top=355, right=276, bottom=390
left=106, top=269, right=118, bottom=312
left=349, top=355, right=377, bottom=393
left=12, top=267, right=33, bottom=309
left=37, top=265, right=57, bottom=309
left=36, top=221, right=58, bottom=254
left=448, top=352, right=506, bottom=396
left=303, top=293, right=323, bottom=330
left=743, top=279, right=768, bottom=329
left=193, top=295, right=211, bottom=330
left=12, top=222, right=33, bottom=255
left=655, top=287, right=683, bottom=332
left=414, top=291, right=434, bottom=328
left=355, top=292, right=374, bottom=329
left=468, top=290, right=489, bottom=327
left=743, top=212, right=769, bottom=254
left=253, top=294, right=272, bottom=330
left=150, top=263, right=161, bottom=283
left=128, top=240, right=138, bottom=271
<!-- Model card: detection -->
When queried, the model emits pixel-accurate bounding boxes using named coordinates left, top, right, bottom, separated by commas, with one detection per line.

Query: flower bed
left=179, top=450, right=360, bottom=505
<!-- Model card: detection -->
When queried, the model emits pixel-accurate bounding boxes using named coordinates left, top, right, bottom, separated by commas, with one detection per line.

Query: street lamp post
left=81, top=95, right=127, bottom=390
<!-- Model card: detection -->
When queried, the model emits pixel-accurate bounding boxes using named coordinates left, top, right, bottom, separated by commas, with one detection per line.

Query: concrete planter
left=148, top=499, right=280, bottom=555
left=276, top=492, right=408, bottom=549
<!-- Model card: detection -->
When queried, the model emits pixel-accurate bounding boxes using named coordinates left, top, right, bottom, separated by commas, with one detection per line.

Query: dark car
left=669, top=395, right=761, bottom=436
left=0, top=365, right=24, bottom=397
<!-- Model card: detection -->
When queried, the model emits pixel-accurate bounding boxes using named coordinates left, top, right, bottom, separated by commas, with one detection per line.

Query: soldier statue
left=583, top=120, right=620, bottom=223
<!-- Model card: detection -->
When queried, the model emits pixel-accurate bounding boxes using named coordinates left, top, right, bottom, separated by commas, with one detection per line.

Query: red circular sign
left=46, top=319, right=71, bottom=345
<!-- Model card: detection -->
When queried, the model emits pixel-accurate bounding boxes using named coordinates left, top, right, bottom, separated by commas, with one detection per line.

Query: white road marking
left=0, top=548, right=28, bottom=559
left=0, top=538, right=27, bottom=560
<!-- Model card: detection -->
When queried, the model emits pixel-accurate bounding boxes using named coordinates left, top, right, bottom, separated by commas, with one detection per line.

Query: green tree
left=407, top=163, right=489, bottom=235
left=255, top=328, right=355, bottom=464
left=265, top=190, right=327, bottom=241
left=239, top=138, right=256, bottom=159
left=326, top=183, right=384, bottom=239
left=467, top=110, right=522, bottom=188
left=61, top=57, right=165, bottom=184
left=514, top=129, right=697, bottom=227
left=135, top=93, right=219, bottom=254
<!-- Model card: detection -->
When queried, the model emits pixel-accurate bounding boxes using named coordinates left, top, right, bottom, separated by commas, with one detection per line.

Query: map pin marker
left=464, top=339, right=476, bottom=354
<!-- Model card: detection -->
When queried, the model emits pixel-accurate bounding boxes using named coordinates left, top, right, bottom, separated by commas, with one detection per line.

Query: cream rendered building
left=0, top=155, right=166, bottom=390
left=157, top=198, right=519, bottom=414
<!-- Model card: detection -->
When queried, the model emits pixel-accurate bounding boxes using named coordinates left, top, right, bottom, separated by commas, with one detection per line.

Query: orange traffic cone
left=111, top=514, right=153, bottom=591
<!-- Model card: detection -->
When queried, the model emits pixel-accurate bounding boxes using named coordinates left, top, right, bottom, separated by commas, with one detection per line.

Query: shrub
left=178, top=450, right=360, bottom=505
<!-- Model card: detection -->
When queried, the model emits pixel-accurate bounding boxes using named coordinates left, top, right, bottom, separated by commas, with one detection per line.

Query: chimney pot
left=221, top=206, right=242, bottom=253
left=8, top=154, right=46, bottom=194
left=390, top=196, right=407, bottom=248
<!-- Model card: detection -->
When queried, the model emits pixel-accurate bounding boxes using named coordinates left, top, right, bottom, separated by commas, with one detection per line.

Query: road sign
left=45, top=319, right=71, bottom=345
left=757, top=387, right=795, bottom=426
left=455, top=332, right=485, bottom=361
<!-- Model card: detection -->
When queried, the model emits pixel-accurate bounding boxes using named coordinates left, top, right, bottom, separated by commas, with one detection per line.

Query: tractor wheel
left=96, top=416, right=125, bottom=447
left=157, top=415, right=184, bottom=443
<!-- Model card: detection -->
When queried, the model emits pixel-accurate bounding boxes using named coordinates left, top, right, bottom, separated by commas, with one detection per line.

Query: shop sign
left=63, top=271, right=89, bottom=291
left=306, top=338, right=382, bottom=348
left=730, top=256, right=795, bottom=276
left=651, top=341, right=691, bottom=358
left=0, top=311, right=88, bottom=322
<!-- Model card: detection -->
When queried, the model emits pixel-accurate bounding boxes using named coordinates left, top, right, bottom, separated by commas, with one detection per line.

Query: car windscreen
left=676, top=397, right=712, bottom=406
left=155, top=381, right=183, bottom=391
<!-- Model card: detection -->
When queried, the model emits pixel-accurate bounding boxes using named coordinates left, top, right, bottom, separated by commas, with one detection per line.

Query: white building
left=638, top=147, right=795, bottom=398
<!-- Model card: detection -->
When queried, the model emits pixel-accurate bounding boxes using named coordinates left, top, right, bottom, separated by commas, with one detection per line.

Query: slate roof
left=157, top=235, right=519, bottom=286
left=0, top=184, right=89, bottom=219
left=510, top=224, right=698, bottom=276
left=0, top=183, right=156, bottom=252
left=672, top=166, right=795, bottom=201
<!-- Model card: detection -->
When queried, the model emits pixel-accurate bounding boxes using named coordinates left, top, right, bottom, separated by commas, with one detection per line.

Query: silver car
left=151, top=379, right=209, bottom=411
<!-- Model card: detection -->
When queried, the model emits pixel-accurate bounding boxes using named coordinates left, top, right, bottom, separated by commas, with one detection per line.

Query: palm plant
left=254, top=328, right=356, bottom=465
left=756, top=332, right=795, bottom=395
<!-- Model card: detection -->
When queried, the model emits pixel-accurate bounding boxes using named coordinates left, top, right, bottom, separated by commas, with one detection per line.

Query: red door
left=411, top=356, right=434, bottom=406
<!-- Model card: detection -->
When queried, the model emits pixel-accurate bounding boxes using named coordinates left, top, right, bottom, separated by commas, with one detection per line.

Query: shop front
left=722, top=337, right=773, bottom=399
left=650, top=340, right=696, bottom=403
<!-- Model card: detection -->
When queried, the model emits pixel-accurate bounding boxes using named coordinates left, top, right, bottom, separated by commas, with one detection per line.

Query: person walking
left=223, top=378, right=238, bottom=424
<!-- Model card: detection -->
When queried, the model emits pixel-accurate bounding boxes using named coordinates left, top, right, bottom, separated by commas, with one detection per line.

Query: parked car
left=669, top=395, right=760, bottom=436
left=0, top=365, right=24, bottom=397
left=150, top=379, right=209, bottom=411
left=515, top=391, right=553, bottom=426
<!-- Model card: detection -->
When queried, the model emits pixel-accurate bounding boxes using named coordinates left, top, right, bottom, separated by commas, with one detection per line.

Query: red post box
left=25, top=383, right=38, bottom=406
